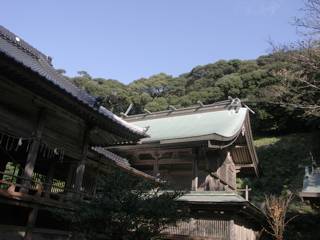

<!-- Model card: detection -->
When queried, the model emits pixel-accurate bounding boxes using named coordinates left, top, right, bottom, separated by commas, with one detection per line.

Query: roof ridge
left=0, top=25, right=48, bottom=62
left=124, top=98, right=244, bottom=121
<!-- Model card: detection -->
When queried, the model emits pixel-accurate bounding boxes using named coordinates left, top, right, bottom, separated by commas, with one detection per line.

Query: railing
left=162, top=218, right=230, bottom=239
left=0, top=171, right=76, bottom=203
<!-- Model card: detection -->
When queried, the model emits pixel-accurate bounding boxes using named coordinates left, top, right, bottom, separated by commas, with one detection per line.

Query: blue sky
left=1, top=0, right=303, bottom=83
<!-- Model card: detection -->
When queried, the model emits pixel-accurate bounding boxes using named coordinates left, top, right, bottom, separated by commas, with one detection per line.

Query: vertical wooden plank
left=191, top=148, right=199, bottom=191
left=153, top=152, right=160, bottom=178
left=21, top=109, right=46, bottom=191
left=65, top=163, right=75, bottom=192
left=24, top=207, right=39, bottom=240
left=0, top=158, right=7, bottom=180
left=74, top=126, right=90, bottom=194
left=43, top=162, right=55, bottom=197
left=229, top=220, right=236, bottom=240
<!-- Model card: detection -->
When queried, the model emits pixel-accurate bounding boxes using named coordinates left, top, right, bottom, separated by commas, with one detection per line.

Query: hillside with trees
left=71, top=52, right=317, bottom=135
left=67, top=49, right=319, bottom=239
left=64, top=2, right=320, bottom=238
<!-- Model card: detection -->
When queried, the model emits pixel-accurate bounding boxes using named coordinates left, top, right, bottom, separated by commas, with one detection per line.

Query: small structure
left=300, top=165, right=320, bottom=207
left=0, top=25, right=150, bottom=240
left=110, top=99, right=264, bottom=240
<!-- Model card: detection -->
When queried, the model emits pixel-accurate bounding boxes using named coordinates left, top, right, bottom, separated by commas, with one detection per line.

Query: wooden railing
left=162, top=218, right=230, bottom=239
left=0, top=171, right=69, bottom=202
left=0, top=171, right=96, bottom=203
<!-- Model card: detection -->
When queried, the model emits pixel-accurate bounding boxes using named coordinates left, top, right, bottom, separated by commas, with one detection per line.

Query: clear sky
left=1, top=0, right=304, bottom=83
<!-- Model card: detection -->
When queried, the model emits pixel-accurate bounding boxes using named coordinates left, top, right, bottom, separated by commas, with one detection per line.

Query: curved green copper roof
left=131, top=108, right=248, bottom=144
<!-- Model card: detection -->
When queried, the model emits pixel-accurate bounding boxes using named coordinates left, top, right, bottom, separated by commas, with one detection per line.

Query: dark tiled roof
left=0, top=25, right=146, bottom=138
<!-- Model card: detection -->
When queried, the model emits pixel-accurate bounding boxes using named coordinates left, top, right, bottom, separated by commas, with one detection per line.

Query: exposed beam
left=235, top=164, right=254, bottom=170
left=132, top=148, right=193, bottom=157
left=132, top=158, right=193, bottom=166
left=234, top=145, right=247, bottom=149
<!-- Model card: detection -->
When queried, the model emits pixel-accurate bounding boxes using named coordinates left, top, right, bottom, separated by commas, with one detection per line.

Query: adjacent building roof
left=119, top=99, right=259, bottom=175
left=128, top=107, right=247, bottom=144
left=0, top=25, right=146, bottom=142
left=300, top=167, right=320, bottom=199
left=177, top=191, right=264, bottom=225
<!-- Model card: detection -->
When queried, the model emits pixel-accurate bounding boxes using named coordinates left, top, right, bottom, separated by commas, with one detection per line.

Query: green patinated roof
left=131, top=108, right=248, bottom=144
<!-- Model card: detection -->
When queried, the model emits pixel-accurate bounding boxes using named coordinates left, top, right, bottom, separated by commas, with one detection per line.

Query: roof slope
left=130, top=107, right=247, bottom=144
left=0, top=25, right=145, bottom=140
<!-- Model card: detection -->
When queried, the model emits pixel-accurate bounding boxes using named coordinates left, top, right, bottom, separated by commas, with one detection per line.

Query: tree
left=64, top=170, right=185, bottom=240
left=264, top=194, right=295, bottom=240
left=294, top=0, right=320, bottom=36
left=269, top=0, right=320, bottom=123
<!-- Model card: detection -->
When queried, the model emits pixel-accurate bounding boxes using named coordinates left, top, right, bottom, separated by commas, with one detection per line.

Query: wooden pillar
left=24, top=207, right=39, bottom=240
left=191, top=148, right=199, bottom=191
left=0, top=158, right=7, bottom=180
left=43, top=162, right=55, bottom=197
left=74, top=127, right=90, bottom=194
left=22, top=109, right=46, bottom=191
left=153, top=152, right=160, bottom=178
left=65, top=163, right=76, bottom=192
left=92, top=168, right=99, bottom=196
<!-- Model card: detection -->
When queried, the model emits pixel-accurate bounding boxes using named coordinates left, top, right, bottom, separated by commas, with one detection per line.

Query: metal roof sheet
left=131, top=108, right=248, bottom=144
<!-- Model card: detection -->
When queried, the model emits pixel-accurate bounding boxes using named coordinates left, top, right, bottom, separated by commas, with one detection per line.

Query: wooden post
left=191, top=148, right=199, bottom=191
left=245, top=185, right=249, bottom=201
left=65, top=163, right=75, bottom=192
left=153, top=152, right=160, bottom=178
left=43, top=162, right=55, bottom=197
left=74, top=127, right=90, bottom=195
left=21, top=109, right=46, bottom=192
left=229, top=220, right=235, bottom=240
left=24, top=207, right=39, bottom=240
left=0, top=158, right=7, bottom=180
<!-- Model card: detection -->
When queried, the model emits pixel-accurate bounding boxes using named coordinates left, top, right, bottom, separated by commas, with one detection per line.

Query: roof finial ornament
left=197, top=100, right=204, bottom=108
left=229, top=97, right=241, bottom=113
left=120, top=103, right=133, bottom=117
left=144, top=109, right=152, bottom=115
left=168, top=105, right=176, bottom=111
left=47, top=56, right=53, bottom=66
left=143, top=126, right=150, bottom=133
left=94, top=96, right=104, bottom=109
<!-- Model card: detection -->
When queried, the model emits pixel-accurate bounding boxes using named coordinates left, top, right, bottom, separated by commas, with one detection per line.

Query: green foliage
left=62, top=170, right=185, bottom=240
left=248, top=133, right=313, bottom=203
left=70, top=53, right=313, bottom=134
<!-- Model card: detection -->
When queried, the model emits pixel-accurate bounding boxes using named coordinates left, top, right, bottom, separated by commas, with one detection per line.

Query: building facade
left=0, top=25, right=149, bottom=240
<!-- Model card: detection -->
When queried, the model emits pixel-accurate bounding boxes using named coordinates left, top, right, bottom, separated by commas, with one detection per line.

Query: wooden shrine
left=110, top=99, right=264, bottom=240
left=0, top=25, right=150, bottom=240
